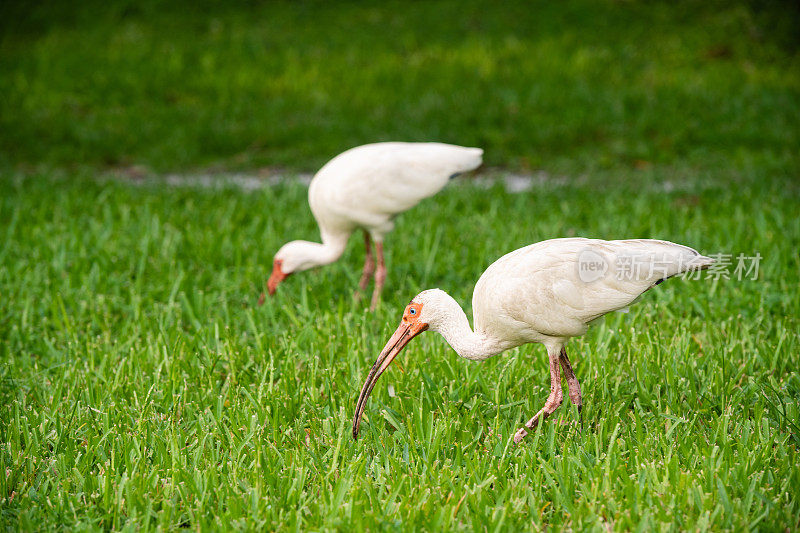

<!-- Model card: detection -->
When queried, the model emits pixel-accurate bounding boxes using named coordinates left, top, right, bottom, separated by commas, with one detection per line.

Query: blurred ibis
left=264, top=142, right=483, bottom=309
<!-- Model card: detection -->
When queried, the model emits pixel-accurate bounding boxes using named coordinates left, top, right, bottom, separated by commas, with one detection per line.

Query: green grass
left=1, top=173, right=799, bottom=530
left=1, top=0, right=799, bottom=175
left=2, top=0, right=800, bottom=530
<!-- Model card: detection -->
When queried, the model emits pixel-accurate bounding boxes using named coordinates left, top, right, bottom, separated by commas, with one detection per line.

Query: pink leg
left=514, top=346, right=563, bottom=444
left=558, top=347, right=583, bottom=430
left=356, top=231, right=376, bottom=295
left=369, top=241, right=386, bottom=311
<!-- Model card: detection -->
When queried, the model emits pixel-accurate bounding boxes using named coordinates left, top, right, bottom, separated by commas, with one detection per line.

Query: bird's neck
left=319, top=231, right=350, bottom=265
left=297, top=231, right=349, bottom=270
left=434, top=300, right=506, bottom=362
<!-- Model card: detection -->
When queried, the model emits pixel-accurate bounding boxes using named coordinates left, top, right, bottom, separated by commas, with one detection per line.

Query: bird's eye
left=409, top=308, right=416, bottom=315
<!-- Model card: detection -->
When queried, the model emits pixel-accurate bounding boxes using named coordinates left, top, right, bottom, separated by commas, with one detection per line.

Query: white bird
left=352, top=237, right=713, bottom=442
left=263, top=142, right=484, bottom=309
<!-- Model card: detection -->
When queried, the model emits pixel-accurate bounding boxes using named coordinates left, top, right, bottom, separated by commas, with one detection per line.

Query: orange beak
left=266, top=259, right=288, bottom=296
left=352, top=318, right=428, bottom=439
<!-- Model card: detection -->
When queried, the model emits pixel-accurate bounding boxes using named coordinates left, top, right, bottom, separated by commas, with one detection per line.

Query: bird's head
left=352, top=289, right=457, bottom=439
left=267, top=240, right=319, bottom=295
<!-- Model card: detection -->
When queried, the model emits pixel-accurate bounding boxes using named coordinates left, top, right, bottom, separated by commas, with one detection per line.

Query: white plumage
left=264, top=142, right=483, bottom=308
left=471, top=238, right=709, bottom=345
left=352, top=238, right=713, bottom=442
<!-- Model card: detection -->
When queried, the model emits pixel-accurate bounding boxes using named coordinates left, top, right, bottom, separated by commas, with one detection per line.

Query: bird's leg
left=558, top=347, right=583, bottom=431
left=355, top=231, right=376, bottom=299
left=359, top=232, right=376, bottom=290
left=514, top=347, right=563, bottom=444
left=369, top=242, right=386, bottom=311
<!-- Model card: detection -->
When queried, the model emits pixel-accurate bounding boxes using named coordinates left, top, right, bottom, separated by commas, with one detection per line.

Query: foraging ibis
left=352, top=238, right=713, bottom=442
left=263, top=142, right=483, bottom=309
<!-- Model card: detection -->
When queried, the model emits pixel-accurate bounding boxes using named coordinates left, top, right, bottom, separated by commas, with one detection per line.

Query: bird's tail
left=650, top=252, right=713, bottom=288
left=456, top=147, right=483, bottom=173
left=686, top=254, right=715, bottom=272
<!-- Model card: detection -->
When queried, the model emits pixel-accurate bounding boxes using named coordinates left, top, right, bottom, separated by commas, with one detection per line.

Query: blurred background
left=1, top=0, right=798, bottom=179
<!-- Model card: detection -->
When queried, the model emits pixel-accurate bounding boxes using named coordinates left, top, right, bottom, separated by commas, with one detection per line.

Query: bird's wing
left=311, top=143, right=483, bottom=228
left=473, top=238, right=712, bottom=340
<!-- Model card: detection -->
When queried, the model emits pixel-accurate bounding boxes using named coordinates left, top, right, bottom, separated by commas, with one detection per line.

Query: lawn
left=1, top=0, right=798, bottom=174
left=1, top=0, right=800, bottom=530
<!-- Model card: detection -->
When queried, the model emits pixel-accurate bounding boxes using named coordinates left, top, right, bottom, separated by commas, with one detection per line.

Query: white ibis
left=263, top=142, right=483, bottom=309
left=352, top=238, right=713, bottom=442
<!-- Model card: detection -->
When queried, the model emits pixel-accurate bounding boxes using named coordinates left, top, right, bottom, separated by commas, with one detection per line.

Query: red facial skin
left=267, top=259, right=289, bottom=296
left=257, top=260, right=290, bottom=305
left=352, top=302, right=428, bottom=439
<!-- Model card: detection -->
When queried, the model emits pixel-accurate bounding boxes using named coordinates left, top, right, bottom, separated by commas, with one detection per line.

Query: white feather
left=310, top=142, right=483, bottom=241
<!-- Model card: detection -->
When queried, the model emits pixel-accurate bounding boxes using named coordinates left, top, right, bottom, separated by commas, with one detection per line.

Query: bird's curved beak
left=266, top=260, right=288, bottom=296
left=352, top=318, right=428, bottom=439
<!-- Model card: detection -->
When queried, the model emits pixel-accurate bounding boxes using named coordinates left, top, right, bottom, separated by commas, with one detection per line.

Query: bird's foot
left=257, top=292, right=266, bottom=306
left=513, top=413, right=544, bottom=444
left=358, top=276, right=373, bottom=292
left=369, top=287, right=382, bottom=311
